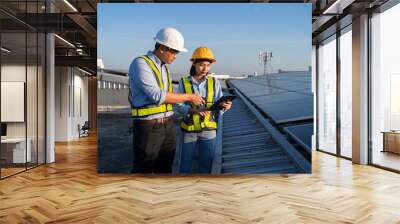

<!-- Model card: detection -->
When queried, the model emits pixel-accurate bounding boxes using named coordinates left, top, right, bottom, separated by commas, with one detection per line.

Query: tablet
left=207, top=95, right=236, bottom=111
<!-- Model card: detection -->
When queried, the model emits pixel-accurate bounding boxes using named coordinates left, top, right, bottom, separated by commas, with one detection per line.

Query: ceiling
left=1, top=0, right=98, bottom=73
left=310, top=0, right=390, bottom=44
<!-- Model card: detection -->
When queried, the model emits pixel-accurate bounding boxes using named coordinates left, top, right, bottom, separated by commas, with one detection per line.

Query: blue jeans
left=179, top=130, right=216, bottom=174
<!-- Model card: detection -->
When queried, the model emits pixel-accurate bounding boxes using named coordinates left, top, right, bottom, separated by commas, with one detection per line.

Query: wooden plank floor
left=1, top=135, right=400, bottom=223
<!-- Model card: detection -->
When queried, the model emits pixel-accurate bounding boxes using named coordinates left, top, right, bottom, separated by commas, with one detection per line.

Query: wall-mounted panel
left=1, top=82, right=25, bottom=122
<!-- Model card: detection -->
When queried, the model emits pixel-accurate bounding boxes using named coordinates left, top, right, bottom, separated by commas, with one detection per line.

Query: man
left=129, top=27, right=204, bottom=173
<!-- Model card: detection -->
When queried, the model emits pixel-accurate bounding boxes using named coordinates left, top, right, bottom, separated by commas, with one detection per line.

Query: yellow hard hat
left=190, top=47, right=216, bottom=63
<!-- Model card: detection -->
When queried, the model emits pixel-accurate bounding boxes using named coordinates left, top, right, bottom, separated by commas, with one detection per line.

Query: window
left=317, top=35, right=337, bottom=154
left=370, top=3, right=400, bottom=171
left=339, top=26, right=352, bottom=158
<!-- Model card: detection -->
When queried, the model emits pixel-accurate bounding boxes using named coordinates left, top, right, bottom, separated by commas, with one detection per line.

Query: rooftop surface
left=98, top=71, right=313, bottom=174
left=210, top=71, right=313, bottom=173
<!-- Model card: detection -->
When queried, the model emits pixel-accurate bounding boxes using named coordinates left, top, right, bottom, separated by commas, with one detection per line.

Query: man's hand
left=189, top=94, right=205, bottom=106
left=165, top=92, right=206, bottom=105
left=221, top=100, right=232, bottom=110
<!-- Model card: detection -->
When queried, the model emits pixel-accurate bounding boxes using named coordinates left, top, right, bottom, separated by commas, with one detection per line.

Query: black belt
left=134, top=116, right=172, bottom=126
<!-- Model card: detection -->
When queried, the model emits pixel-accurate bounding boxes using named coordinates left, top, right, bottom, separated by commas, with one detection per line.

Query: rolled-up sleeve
left=175, top=79, right=191, bottom=116
left=130, top=58, right=167, bottom=105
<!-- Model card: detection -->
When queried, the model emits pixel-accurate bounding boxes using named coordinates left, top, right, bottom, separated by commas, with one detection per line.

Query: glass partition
left=0, top=1, right=46, bottom=179
left=1, top=31, right=28, bottom=178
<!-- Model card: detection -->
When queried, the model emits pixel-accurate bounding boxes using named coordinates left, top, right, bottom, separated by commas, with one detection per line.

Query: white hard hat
left=154, top=27, right=188, bottom=53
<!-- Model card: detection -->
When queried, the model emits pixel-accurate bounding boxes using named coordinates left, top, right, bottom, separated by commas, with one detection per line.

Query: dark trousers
left=132, top=119, right=176, bottom=173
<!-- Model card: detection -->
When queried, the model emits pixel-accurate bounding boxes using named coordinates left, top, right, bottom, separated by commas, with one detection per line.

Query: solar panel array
left=228, top=71, right=313, bottom=154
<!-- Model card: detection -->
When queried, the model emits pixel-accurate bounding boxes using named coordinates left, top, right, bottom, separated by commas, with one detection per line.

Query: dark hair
left=189, top=65, right=196, bottom=76
left=154, top=43, right=161, bottom=51
left=190, top=59, right=213, bottom=76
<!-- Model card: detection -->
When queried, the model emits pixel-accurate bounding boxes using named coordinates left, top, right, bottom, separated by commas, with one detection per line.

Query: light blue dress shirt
left=128, top=51, right=174, bottom=120
left=176, top=75, right=224, bottom=121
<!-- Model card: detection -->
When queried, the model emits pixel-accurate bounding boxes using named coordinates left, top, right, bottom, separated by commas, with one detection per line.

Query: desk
left=382, top=131, right=400, bottom=154
left=1, top=138, right=31, bottom=163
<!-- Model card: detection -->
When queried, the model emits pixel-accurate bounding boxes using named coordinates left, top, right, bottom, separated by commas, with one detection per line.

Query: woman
left=177, top=47, right=232, bottom=173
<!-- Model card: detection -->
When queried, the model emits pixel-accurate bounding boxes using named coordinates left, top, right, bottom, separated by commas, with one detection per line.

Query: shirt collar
left=190, top=74, right=210, bottom=85
left=146, top=51, right=164, bottom=67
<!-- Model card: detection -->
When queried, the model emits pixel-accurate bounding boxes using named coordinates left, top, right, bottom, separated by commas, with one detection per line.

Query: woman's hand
left=198, top=110, right=210, bottom=117
left=221, top=100, right=232, bottom=110
left=189, top=108, right=210, bottom=117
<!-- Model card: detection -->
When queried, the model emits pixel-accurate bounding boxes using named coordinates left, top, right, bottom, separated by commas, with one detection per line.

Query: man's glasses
left=164, top=46, right=179, bottom=55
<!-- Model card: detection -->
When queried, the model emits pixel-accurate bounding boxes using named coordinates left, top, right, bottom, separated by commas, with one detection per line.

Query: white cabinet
left=1, top=138, right=31, bottom=163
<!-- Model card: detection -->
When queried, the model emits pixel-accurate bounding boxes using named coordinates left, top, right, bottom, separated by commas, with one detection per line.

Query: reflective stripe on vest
left=180, top=76, right=217, bottom=132
left=131, top=55, right=173, bottom=118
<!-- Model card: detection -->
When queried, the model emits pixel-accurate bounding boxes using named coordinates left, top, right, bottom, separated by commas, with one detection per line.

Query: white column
left=46, top=33, right=55, bottom=163
left=45, top=0, right=55, bottom=163
left=352, top=14, right=369, bottom=164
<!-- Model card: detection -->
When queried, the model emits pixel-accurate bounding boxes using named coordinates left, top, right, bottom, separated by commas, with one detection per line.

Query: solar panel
left=297, top=89, right=313, bottom=95
left=259, top=97, right=313, bottom=124
left=230, top=72, right=313, bottom=124
left=283, top=123, right=313, bottom=154
left=250, top=92, right=310, bottom=105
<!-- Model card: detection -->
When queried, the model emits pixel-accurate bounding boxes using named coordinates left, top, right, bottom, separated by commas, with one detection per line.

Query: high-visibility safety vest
left=180, top=76, right=218, bottom=132
left=131, top=55, right=173, bottom=118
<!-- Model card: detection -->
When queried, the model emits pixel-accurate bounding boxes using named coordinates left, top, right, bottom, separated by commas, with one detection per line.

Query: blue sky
left=98, top=3, right=311, bottom=76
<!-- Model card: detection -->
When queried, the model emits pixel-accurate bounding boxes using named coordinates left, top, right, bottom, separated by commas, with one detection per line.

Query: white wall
left=71, top=72, right=89, bottom=138
left=1, top=63, right=46, bottom=164
left=55, top=66, right=70, bottom=141
left=1, top=64, right=26, bottom=82
left=55, top=67, right=89, bottom=141
left=1, top=65, right=29, bottom=138
left=1, top=64, right=26, bottom=141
